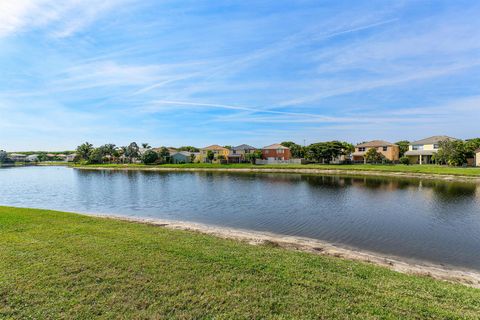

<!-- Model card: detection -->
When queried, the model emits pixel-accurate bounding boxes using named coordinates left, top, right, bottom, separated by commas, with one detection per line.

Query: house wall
left=172, top=154, right=191, bottom=163
left=354, top=146, right=399, bottom=162
left=409, top=144, right=437, bottom=151
left=261, top=148, right=292, bottom=160
left=198, top=148, right=230, bottom=162
left=476, top=152, right=480, bottom=167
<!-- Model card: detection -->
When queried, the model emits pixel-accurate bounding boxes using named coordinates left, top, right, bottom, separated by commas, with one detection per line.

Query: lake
left=1, top=166, right=480, bottom=270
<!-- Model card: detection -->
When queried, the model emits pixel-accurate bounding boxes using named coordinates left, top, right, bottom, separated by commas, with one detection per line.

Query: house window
left=412, top=145, right=423, bottom=151
left=433, top=144, right=439, bottom=149
left=358, top=147, right=366, bottom=152
left=277, top=149, right=284, bottom=154
left=383, top=146, right=388, bottom=151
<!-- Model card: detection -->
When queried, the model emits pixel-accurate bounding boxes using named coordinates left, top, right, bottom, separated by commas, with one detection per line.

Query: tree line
left=75, top=142, right=191, bottom=165
left=280, top=141, right=354, bottom=163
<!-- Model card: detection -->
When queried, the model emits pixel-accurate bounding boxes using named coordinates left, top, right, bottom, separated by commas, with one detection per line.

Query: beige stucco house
left=404, top=136, right=457, bottom=164
left=352, top=140, right=399, bottom=163
left=475, top=149, right=480, bottom=167
left=198, top=145, right=230, bottom=163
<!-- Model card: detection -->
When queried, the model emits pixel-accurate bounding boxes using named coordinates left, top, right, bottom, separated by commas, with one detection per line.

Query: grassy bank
left=1, top=207, right=479, bottom=319
left=73, top=163, right=480, bottom=177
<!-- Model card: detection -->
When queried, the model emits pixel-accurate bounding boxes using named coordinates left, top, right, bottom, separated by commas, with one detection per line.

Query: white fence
left=255, top=158, right=307, bottom=165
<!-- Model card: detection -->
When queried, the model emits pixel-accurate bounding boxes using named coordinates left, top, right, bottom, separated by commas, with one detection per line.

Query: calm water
left=1, top=166, right=480, bottom=270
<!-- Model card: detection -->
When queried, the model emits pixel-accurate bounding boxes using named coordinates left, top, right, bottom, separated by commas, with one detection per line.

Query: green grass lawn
left=1, top=207, right=479, bottom=319
left=74, top=163, right=480, bottom=176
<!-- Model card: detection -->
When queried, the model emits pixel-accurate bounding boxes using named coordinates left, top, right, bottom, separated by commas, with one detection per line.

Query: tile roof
left=201, top=145, right=229, bottom=151
left=262, top=143, right=289, bottom=150
left=172, top=151, right=193, bottom=157
left=232, top=144, right=257, bottom=151
left=355, top=140, right=396, bottom=148
left=410, top=136, right=458, bottom=145
left=404, top=150, right=438, bottom=156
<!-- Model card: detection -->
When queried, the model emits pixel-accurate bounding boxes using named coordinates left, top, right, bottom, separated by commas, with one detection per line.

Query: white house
left=9, top=154, right=27, bottom=162
left=404, top=136, right=457, bottom=164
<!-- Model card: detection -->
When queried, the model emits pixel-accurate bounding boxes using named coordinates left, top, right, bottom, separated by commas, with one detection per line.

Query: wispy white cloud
left=0, top=0, right=124, bottom=38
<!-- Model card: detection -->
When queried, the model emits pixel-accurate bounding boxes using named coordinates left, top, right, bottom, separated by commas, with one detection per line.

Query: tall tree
left=0, top=150, right=8, bottom=163
left=281, top=141, right=305, bottom=158
left=364, top=148, right=385, bottom=164
left=305, top=141, right=349, bottom=163
left=125, top=142, right=140, bottom=163
left=395, top=140, right=410, bottom=157
left=76, top=142, right=94, bottom=161
left=206, top=150, right=214, bottom=163
left=142, top=150, right=158, bottom=164
left=178, top=146, right=200, bottom=152
left=100, top=144, right=116, bottom=163
left=465, top=138, right=480, bottom=158
left=245, top=150, right=262, bottom=164
left=435, top=140, right=466, bottom=166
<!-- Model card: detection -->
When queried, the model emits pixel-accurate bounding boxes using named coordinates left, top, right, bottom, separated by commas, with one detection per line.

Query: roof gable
left=356, top=140, right=396, bottom=148
left=410, top=136, right=458, bottom=145
left=232, top=144, right=256, bottom=150
left=202, top=145, right=229, bottom=151
left=263, top=143, right=289, bottom=150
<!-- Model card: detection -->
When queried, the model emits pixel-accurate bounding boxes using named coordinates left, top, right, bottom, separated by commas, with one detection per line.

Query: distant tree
left=118, top=146, right=127, bottom=163
left=305, top=141, right=347, bottom=163
left=281, top=141, right=305, bottom=158
left=38, top=153, right=49, bottom=162
left=142, top=150, right=158, bottom=164
left=395, top=140, right=410, bottom=157
left=158, top=147, right=170, bottom=163
left=245, top=150, right=262, bottom=164
left=341, top=142, right=355, bottom=155
left=125, top=142, right=140, bottom=163
left=435, top=140, right=466, bottom=166
left=88, top=148, right=105, bottom=164
left=99, top=144, right=116, bottom=163
left=465, top=138, right=480, bottom=158
left=141, top=143, right=151, bottom=149
left=223, top=145, right=232, bottom=150
left=0, top=150, right=8, bottom=163
left=178, top=146, right=200, bottom=152
left=190, top=153, right=197, bottom=163
left=76, top=142, right=94, bottom=161
left=364, top=148, right=385, bottom=164
left=206, top=150, right=215, bottom=163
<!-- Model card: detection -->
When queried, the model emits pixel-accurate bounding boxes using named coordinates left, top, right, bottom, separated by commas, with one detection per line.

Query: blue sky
left=1, top=0, right=479, bottom=151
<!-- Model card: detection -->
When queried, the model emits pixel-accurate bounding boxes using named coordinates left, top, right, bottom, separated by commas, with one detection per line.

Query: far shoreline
left=72, top=164, right=480, bottom=184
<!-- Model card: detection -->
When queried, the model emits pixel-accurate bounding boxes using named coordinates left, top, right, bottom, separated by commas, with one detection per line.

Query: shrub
left=142, top=150, right=158, bottom=164
left=399, top=156, right=410, bottom=165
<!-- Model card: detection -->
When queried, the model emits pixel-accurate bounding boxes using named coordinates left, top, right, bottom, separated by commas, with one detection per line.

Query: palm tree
left=141, top=143, right=151, bottom=149
left=101, top=144, right=116, bottom=163
left=76, top=142, right=93, bottom=161
left=119, top=146, right=127, bottom=163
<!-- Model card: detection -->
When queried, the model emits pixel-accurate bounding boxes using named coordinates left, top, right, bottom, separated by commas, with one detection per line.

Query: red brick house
left=261, top=143, right=291, bottom=160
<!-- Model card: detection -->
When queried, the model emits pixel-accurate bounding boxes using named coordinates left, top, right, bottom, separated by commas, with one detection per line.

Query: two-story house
left=261, top=143, right=291, bottom=160
left=475, top=149, right=480, bottom=167
left=352, top=140, right=399, bottom=163
left=228, top=144, right=257, bottom=163
left=198, top=145, right=230, bottom=163
left=404, top=136, right=457, bottom=164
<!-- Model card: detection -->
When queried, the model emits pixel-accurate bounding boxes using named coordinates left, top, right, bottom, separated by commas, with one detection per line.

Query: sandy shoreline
left=82, top=212, right=480, bottom=288
left=74, top=166, right=480, bottom=184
